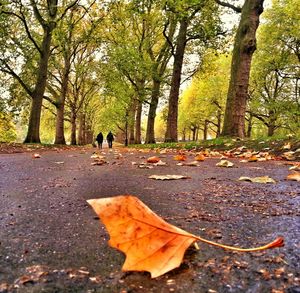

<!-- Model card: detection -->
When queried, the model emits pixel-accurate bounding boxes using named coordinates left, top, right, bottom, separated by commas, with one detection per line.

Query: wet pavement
left=0, top=147, right=299, bottom=292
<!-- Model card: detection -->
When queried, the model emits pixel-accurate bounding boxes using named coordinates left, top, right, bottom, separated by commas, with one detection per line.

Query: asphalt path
left=0, top=147, right=299, bottom=292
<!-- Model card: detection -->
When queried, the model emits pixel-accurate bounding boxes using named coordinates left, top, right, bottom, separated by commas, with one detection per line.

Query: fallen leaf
left=216, top=160, right=234, bottom=168
left=88, top=195, right=198, bottom=278
left=239, top=176, right=276, bottom=184
left=54, top=161, right=64, bottom=164
left=87, top=196, right=284, bottom=278
left=283, top=142, right=291, bottom=150
left=147, top=156, right=160, bottom=163
left=195, top=154, right=205, bottom=161
left=139, top=165, right=154, bottom=169
left=173, top=155, right=187, bottom=161
left=177, top=161, right=199, bottom=167
left=282, top=151, right=296, bottom=161
left=289, top=164, right=300, bottom=171
left=248, top=155, right=258, bottom=162
left=149, top=175, right=190, bottom=180
left=154, top=160, right=167, bottom=166
left=286, top=172, right=300, bottom=182
left=32, top=153, right=41, bottom=158
left=91, top=159, right=106, bottom=166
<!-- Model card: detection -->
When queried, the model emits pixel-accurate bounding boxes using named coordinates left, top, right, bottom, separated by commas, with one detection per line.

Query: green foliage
left=0, top=112, right=17, bottom=142
left=249, top=0, right=300, bottom=137
left=178, top=50, right=231, bottom=139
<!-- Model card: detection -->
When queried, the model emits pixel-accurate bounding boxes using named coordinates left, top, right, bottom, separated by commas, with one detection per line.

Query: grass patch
left=129, top=136, right=300, bottom=153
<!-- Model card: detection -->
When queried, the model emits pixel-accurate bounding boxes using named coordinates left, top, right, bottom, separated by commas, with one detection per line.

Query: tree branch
left=214, top=0, right=242, bottom=13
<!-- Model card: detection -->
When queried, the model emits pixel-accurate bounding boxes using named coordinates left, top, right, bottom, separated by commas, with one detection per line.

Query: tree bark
left=222, top=0, right=264, bottom=138
left=78, top=112, right=85, bottom=145
left=24, top=26, right=53, bottom=143
left=216, top=110, right=222, bottom=137
left=135, top=100, right=142, bottom=144
left=165, top=18, right=188, bottom=142
left=54, top=54, right=71, bottom=144
left=246, top=113, right=253, bottom=137
left=145, top=79, right=160, bottom=144
left=203, top=120, right=209, bottom=140
left=54, top=102, right=66, bottom=144
left=70, top=111, right=77, bottom=145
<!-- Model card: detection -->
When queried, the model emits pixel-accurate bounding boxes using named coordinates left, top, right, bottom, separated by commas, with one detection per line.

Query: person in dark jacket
left=106, top=131, right=114, bottom=148
left=96, top=132, right=103, bottom=149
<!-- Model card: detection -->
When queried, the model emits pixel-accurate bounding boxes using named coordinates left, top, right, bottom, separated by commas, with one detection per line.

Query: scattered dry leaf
left=216, top=160, right=234, bottom=168
left=289, top=164, right=300, bottom=171
left=147, top=156, right=160, bottom=163
left=283, top=142, right=291, bottom=150
left=286, top=172, right=300, bottom=182
left=177, top=161, right=199, bottom=167
left=173, top=155, right=187, bottom=161
left=149, top=175, right=190, bottom=180
left=239, top=176, right=276, bottom=184
left=32, top=153, right=41, bottom=158
left=248, top=155, right=258, bottom=162
left=91, top=159, right=106, bottom=166
left=282, top=151, right=296, bottom=161
left=154, top=160, right=167, bottom=166
left=195, top=154, right=205, bottom=161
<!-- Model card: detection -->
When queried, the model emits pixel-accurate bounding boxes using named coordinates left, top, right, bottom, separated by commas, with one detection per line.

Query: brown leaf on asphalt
left=195, top=154, right=205, bottom=161
left=238, top=176, right=276, bottom=184
left=286, top=171, right=300, bottom=182
left=173, top=154, right=187, bottom=161
left=91, top=159, right=106, bottom=166
left=87, top=195, right=198, bottom=278
left=32, top=153, right=41, bottom=158
left=154, top=160, right=167, bottom=166
left=247, top=155, right=258, bottom=162
left=149, top=175, right=190, bottom=180
left=177, top=161, right=199, bottom=167
left=216, top=160, right=234, bottom=168
left=147, top=156, right=160, bottom=163
left=87, top=196, right=284, bottom=278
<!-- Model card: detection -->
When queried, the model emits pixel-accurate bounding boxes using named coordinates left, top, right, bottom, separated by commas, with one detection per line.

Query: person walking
left=96, top=132, right=103, bottom=149
left=106, top=131, right=114, bottom=148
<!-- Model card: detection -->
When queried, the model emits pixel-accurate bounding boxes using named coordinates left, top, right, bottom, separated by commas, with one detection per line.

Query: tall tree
left=0, top=0, right=79, bottom=143
left=221, top=0, right=264, bottom=138
left=164, top=0, right=221, bottom=142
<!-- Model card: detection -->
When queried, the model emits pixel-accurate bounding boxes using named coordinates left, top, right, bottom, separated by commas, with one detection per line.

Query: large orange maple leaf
left=87, top=195, right=283, bottom=278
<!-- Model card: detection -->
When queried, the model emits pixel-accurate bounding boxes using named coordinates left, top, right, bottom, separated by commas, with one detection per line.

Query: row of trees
left=0, top=0, right=298, bottom=145
left=177, top=0, right=299, bottom=140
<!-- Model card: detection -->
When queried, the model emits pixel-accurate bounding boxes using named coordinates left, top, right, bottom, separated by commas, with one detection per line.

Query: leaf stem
left=195, top=236, right=284, bottom=252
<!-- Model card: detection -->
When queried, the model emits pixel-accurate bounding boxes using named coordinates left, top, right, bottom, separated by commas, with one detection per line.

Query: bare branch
left=214, top=0, right=242, bottom=13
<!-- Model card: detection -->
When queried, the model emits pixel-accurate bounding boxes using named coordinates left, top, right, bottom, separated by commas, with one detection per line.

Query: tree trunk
left=267, top=110, right=276, bottom=136
left=135, top=100, right=142, bottom=144
left=145, top=79, right=160, bottom=144
left=78, top=112, right=85, bottom=145
left=246, top=113, right=253, bottom=137
left=165, top=18, right=188, bottom=142
left=54, top=56, right=70, bottom=144
left=54, top=102, right=66, bottom=144
left=191, top=126, right=197, bottom=141
left=203, top=120, right=209, bottom=140
left=24, top=28, right=53, bottom=143
left=70, top=111, right=77, bottom=145
left=129, top=100, right=136, bottom=144
left=216, top=110, right=222, bottom=137
left=222, top=0, right=264, bottom=138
